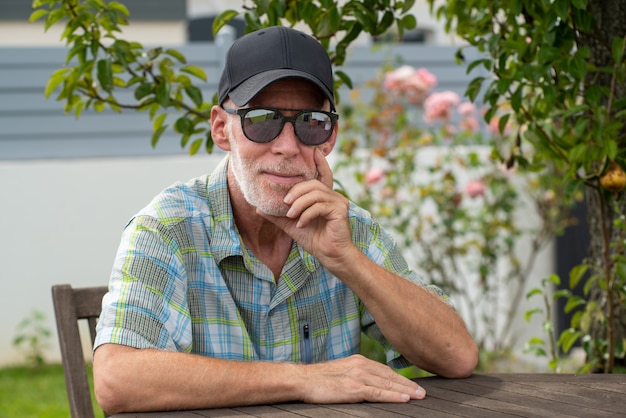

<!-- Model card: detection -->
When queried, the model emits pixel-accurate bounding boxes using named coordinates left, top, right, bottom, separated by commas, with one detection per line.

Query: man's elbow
left=94, top=368, right=127, bottom=414
left=95, top=375, right=126, bottom=415
left=446, top=340, right=479, bottom=378
left=93, top=345, right=133, bottom=415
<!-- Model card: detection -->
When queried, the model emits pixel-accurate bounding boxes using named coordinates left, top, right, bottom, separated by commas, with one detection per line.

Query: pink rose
left=465, top=180, right=486, bottom=198
left=384, top=66, right=438, bottom=103
left=364, top=167, right=385, bottom=185
left=424, top=91, right=461, bottom=123
left=458, top=102, right=476, bottom=117
left=383, top=65, right=415, bottom=91
left=460, top=116, right=480, bottom=133
left=410, top=68, right=438, bottom=92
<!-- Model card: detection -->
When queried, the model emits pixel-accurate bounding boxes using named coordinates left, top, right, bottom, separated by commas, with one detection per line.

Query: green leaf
left=612, top=36, right=625, bottom=64
left=180, top=132, right=191, bottom=148
left=44, top=68, right=69, bottom=98
left=564, top=296, right=585, bottom=314
left=113, top=76, right=126, bottom=88
left=174, top=117, right=193, bottom=134
left=29, top=9, right=48, bottom=22
left=205, top=131, right=214, bottom=153
left=44, top=7, right=67, bottom=31
left=616, top=261, right=626, bottom=281
left=378, top=11, right=394, bottom=34
left=180, top=65, right=207, bottom=82
left=498, top=114, right=511, bottom=134
left=585, top=85, right=602, bottom=107
left=108, top=1, right=130, bottom=17
left=73, top=100, right=86, bottom=119
left=554, top=0, right=569, bottom=21
left=558, top=329, right=581, bottom=354
left=97, top=59, right=113, bottom=93
left=335, top=70, right=353, bottom=90
left=155, top=80, right=171, bottom=107
left=465, top=77, right=485, bottom=102
left=151, top=125, right=167, bottom=148
left=152, top=113, right=167, bottom=131
left=552, top=289, right=571, bottom=300
left=134, top=82, right=153, bottom=101
left=511, top=87, right=522, bottom=112
left=605, top=139, right=618, bottom=160
left=467, top=58, right=489, bottom=75
left=350, top=2, right=377, bottom=33
left=400, top=14, right=417, bottom=30
left=402, top=0, right=416, bottom=13
left=525, top=308, right=542, bottom=322
left=184, top=85, right=204, bottom=108
left=189, top=138, right=203, bottom=155
left=93, top=101, right=105, bottom=112
left=542, top=85, right=556, bottom=109
left=569, top=264, right=589, bottom=288
left=213, top=9, right=240, bottom=37
left=546, top=274, right=561, bottom=286
left=165, top=48, right=187, bottom=64
left=316, top=7, right=341, bottom=38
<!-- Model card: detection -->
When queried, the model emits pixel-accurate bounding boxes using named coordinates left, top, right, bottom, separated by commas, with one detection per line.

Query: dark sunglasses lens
left=294, top=112, right=334, bottom=145
left=242, top=109, right=282, bottom=143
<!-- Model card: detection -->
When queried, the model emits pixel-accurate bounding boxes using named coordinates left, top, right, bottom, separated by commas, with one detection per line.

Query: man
left=93, top=26, right=478, bottom=414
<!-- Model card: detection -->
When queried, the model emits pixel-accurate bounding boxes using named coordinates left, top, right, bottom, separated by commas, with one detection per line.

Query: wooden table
left=110, top=373, right=626, bottom=417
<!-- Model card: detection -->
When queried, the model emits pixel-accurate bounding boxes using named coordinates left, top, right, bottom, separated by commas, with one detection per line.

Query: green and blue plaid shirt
left=95, top=156, right=449, bottom=368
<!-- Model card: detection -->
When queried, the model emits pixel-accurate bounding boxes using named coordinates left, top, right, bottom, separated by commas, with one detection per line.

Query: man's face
left=225, top=78, right=335, bottom=216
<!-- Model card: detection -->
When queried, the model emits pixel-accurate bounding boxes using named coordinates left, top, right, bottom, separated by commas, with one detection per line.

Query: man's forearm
left=94, top=344, right=302, bottom=414
left=94, top=343, right=425, bottom=414
left=327, top=246, right=478, bottom=378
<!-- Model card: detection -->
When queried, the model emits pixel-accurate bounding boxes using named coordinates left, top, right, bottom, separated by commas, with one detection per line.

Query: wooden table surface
left=110, top=373, right=626, bottom=417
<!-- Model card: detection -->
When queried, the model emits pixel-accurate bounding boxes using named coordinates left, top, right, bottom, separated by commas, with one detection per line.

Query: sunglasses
left=223, top=107, right=339, bottom=146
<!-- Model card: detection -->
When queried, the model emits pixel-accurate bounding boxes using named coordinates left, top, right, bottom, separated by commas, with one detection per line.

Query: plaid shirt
left=95, top=156, right=449, bottom=368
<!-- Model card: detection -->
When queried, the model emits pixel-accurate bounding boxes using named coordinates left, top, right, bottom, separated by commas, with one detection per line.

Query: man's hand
left=257, top=148, right=354, bottom=267
left=299, top=354, right=426, bottom=403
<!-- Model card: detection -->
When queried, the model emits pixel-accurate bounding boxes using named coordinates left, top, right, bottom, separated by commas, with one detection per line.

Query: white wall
left=0, top=154, right=223, bottom=366
left=0, top=21, right=187, bottom=46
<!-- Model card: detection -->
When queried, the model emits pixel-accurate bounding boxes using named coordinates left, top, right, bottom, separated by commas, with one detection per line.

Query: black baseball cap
left=217, top=26, right=336, bottom=110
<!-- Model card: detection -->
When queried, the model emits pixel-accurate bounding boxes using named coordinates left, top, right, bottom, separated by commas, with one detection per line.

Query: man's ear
left=210, top=106, right=231, bottom=152
left=321, top=120, right=339, bottom=156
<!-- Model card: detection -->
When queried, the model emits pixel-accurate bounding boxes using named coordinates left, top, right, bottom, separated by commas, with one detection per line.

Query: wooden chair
left=52, top=284, right=109, bottom=418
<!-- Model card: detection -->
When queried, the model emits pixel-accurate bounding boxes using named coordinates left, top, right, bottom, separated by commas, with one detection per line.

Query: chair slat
left=52, top=284, right=109, bottom=418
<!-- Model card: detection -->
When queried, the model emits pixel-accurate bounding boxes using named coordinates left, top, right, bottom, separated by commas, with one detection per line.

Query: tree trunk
left=579, top=0, right=626, bottom=373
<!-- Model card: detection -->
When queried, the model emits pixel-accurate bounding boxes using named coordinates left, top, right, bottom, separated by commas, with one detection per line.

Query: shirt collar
left=206, top=155, right=244, bottom=264
left=207, top=155, right=320, bottom=273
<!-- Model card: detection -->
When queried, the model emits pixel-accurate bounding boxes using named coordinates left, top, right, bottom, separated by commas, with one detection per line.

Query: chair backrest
left=52, top=284, right=109, bottom=418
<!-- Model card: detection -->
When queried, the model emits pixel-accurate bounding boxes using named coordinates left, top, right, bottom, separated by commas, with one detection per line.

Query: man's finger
left=315, top=148, right=333, bottom=189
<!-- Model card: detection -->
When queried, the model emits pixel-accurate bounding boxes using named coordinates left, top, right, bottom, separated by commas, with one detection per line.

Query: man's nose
left=270, top=121, right=300, bottom=153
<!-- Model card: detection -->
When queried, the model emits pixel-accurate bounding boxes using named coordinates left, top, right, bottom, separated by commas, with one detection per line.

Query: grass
left=0, top=363, right=100, bottom=418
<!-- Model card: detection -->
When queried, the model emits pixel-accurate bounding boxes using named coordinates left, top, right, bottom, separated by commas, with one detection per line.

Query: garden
left=7, top=0, right=626, bottom=415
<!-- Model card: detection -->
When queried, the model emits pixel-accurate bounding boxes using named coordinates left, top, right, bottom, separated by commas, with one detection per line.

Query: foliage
left=30, top=0, right=417, bottom=154
left=525, top=201, right=626, bottom=373
left=12, top=311, right=52, bottom=369
left=31, top=0, right=212, bottom=153
left=427, top=0, right=626, bottom=373
left=334, top=64, right=574, bottom=355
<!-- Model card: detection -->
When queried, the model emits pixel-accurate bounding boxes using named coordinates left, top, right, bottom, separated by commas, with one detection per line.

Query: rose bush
left=333, top=64, right=577, bottom=367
